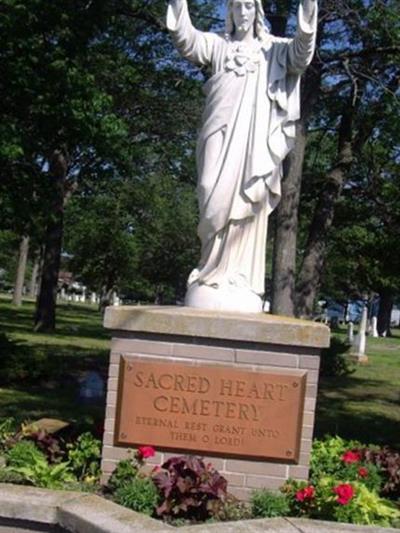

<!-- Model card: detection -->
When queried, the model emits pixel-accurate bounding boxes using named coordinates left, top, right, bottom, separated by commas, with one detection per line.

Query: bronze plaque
left=115, top=358, right=306, bottom=462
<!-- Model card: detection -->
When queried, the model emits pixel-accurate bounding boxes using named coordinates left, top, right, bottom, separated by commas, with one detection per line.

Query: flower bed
left=0, top=418, right=399, bottom=528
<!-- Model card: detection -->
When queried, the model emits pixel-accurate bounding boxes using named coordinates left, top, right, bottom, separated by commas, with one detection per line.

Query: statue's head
left=225, top=0, right=268, bottom=39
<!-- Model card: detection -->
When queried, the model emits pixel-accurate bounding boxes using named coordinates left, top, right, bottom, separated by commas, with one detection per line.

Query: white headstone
left=353, top=305, right=368, bottom=357
left=370, top=316, right=378, bottom=338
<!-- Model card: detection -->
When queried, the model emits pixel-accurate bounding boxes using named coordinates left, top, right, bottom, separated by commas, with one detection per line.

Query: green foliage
left=283, top=477, right=400, bottom=527
left=335, top=482, right=400, bottom=526
left=6, top=440, right=75, bottom=489
left=0, top=467, right=28, bottom=485
left=310, top=436, right=383, bottom=493
left=251, top=489, right=290, bottom=518
left=320, top=337, right=355, bottom=378
left=0, top=418, right=16, bottom=452
left=64, top=191, right=139, bottom=297
left=6, top=440, right=46, bottom=469
left=0, top=231, right=19, bottom=287
left=9, top=458, right=75, bottom=489
left=114, top=476, right=159, bottom=516
left=281, top=436, right=399, bottom=527
left=67, top=432, right=101, bottom=482
left=107, top=457, right=139, bottom=492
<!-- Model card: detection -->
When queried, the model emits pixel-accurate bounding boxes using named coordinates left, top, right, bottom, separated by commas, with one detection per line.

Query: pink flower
left=295, top=485, right=315, bottom=502
left=358, top=466, right=368, bottom=478
left=341, top=450, right=361, bottom=464
left=333, top=483, right=355, bottom=505
left=137, top=445, right=156, bottom=460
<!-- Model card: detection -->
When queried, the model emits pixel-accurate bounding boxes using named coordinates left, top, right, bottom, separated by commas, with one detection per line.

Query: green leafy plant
left=0, top=417, right=15, bottom=452
left=9, top=458, right=75, bottom=489
left=310, top=436, right=383, bottom=493
left=67, top=432, right=101, bottom=482
left=107, top=446, right=155, bottom=492
left=0, top=466, right=27, bottom=485
left=6, top=440, right=75, bottom=489
left=152, top=456, right=228, bottom=522
left=107, top=457, right=139, bottom=492
left=6, top=440, right=46, bottom=468
left=283, top=476, right=400, bottom=526
left=251, top=489, right=290, bottom=518
left=114, top=476, right=159, bottom=516
left=335, top=482, right=400, bottom=526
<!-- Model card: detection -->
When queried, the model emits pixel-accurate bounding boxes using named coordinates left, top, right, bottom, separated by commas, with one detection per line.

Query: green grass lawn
left=315, top=328, right=400, bottom=449
left=0, top=294, right=110, bottom=432
left=0, top=295, right=399, bottom=449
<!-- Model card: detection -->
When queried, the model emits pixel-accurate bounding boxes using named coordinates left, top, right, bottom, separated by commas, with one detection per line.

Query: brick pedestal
left=101, top=306, right=329, bottom=500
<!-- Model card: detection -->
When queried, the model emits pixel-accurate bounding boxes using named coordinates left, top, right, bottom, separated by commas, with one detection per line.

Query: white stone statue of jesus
left=167, top=0, right=317, bottom=313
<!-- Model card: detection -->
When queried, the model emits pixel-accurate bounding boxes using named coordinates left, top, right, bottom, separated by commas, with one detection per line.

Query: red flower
left=341, top=450, right=361, bottom=464
left=358, top=466, right=368, bottom=478
left=333, top=483, right=355, bottom=505
left=137, top=445, right=156, bottom=459
left=295, top=485, right=315, bottom=502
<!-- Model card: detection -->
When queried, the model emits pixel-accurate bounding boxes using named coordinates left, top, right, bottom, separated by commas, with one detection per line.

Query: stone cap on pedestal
left=104, top=306, right=330, bottom=349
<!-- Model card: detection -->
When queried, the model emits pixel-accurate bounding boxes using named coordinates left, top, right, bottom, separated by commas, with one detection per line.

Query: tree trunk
left=34, top=149, right=69, bottom=332
left=12, top=235, right=30, bottom=306
left=271, top=122, right=306, bottom=316
left=295, top=106, right=354, bottom=318
left=29, top=248, right=41, bottom=298
left=270, top=54, right=322, bottom=316
left=377, top=289, right=393, bottom=337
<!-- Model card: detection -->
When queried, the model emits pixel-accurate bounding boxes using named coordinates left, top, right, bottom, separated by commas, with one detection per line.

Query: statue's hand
left=302, top=0, right=317, bottom=20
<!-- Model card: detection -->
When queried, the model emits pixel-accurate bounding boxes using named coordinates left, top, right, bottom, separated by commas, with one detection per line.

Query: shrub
left=310, top=436, right=383, bottom=493
left=107, top=457, right=139, bottom=492
left=153, top=456, right=228, bottom=522
left=358, top=446, right=400, bottom=499
left=27, top=429, right=63, bottom=464
left=114, top=476, right=159, bottom=516
left=67, top=432, right=101, bottom=482
left=251, top=489, right=290, bottom=518
left=283, top=477, right=400, bottom=526
left=320, top=337, right=354, bottom=377
left=6, top=440, right=46, bottom=468
left=0, top=466, right=28, bottom=485
left=5, top=440, right=75, bottom=489
left=0, top=418, right=16, bottom=452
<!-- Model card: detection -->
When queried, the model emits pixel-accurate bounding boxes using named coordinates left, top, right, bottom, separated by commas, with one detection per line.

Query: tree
left=270, top=0, right=400, bottom=317
left=320, top=97, right=400, bottom=335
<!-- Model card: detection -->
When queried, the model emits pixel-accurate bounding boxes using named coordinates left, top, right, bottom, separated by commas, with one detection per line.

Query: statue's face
left=231, top=0, right=256, bottom=33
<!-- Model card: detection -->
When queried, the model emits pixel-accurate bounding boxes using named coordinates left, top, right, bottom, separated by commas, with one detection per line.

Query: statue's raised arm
left=287, top=0, right=318, bottom=74
left=166, top=0, right=215, bottom=67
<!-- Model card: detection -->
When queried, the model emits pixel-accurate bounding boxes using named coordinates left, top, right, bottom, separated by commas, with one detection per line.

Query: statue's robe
left=167, top=1, right=317, bottom=298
